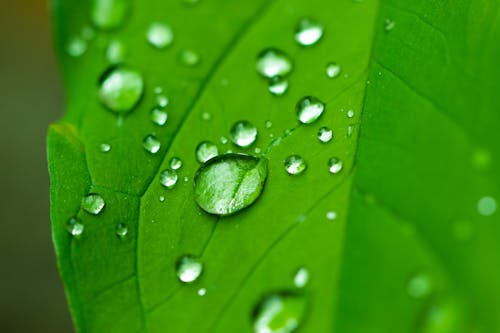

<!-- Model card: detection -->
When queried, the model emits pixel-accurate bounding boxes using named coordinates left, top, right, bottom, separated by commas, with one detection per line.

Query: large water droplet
left=196, top=141, right=219, bottom=163
left=295, top=18, right=324, bottom=46
left=256, top=49, right=293, bottom=79
left=253, top=293, right=306, bottom=333
left=169, top=157, right=183, bottom=170
left=180, top=49, right=201, bottom=67
left=98, top=66, right=144, bottom=113
left=230, top=121, right=258, bottom=148
left=477, top=196, right=497, bottom=216
left=66, top=37, right=87, bottom=57
left=91, top=0, right=129, bottom=30
left=176, top=255, right=203, bottom=283
left=268, top=76, right=288, bottom=96
left=294, top=268, right=309, bottom=288
left=318, top=127, right=333, bottom=143
left=194, top=154, right=268, bottom=216
left=143, top=135, right=161, bottom=154
left=296, top=96, right=325, bottom=124
left=116, top=223, right=128, bottom=238
left=81, top=193, right=105, bottom=215
left=284, top=155, right=307, bottom=175
left=326, top=62, right=341, bottom=78
left=327, top=157, right=343, bottom=174
left=159, top=169, right=178, bottom=189
left=66, top=217, right=84, bottom=236
left=151, top=108, right=168, bottom=126
left=146, top=22, right=174, bottom=49
left=407, top=273, right=432, bottom=299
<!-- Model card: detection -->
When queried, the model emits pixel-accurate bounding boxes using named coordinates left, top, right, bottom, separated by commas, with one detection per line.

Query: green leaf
left=48, top=0, right=500, bottom=333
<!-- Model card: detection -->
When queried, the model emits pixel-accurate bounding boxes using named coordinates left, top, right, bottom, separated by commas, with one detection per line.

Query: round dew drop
left=98, top=66, right=144, bottom=113
left=196, top=141, right=219, bottom=163
left=169, top=157, right=183, bottom=170
left=159, top=169, right=178, bottom=189
left=268, top=76, right=288, bottom=96
left=176, top=255, right=203, bottom=283
left=116, top=223, right=128, bottom=238
left=100, top=143, right=111, bottom=152
left=230, top=121, right=258, bottom=148
left=477, top=196, right=497, bottom=216
left=66, top=37, right=87, bottom=57
left=326, top=62, right=341, bottom=78
left=66, top=217, right=84, bottom=236
left=146, top=22, right=174, bottom=49
left=106, top=39, right=125, bottom=64
left=81, top=193, right=105, bottom=215
left=253, top=293, right=306, bottom=333
left=296, top=96, right=325, bottom=124
left=143, top=135, right=161, bottom=154
left=295, top=18, right=324, bottom=46
left=284, top=155, right=307, bottom=175
left=326, top=211, right=337, bottom=220
left=256, top=48, right=293, bottom=79
left=91, top=0, right=129, bottom=30
left=294, top=268, right=309, bottom=288
left=328, top=157, right=343, bottom=174
left=318, top=126, right=333, bottom=143
left=180, top=49, right=201, bottom=67
left=407, top=273, right=432, bottom=299
left=151, top=108, right=168, bottom=126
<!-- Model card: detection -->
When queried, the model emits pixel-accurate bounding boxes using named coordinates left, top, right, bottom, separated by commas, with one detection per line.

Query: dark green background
left=0, top=1, right=73, bottom=332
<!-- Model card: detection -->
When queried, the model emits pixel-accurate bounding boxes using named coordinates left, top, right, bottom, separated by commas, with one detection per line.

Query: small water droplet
left=159, top=169, right=178, bottom=189
left=99, top=66, right=144, bottom=113
left=220, top=136, right=228, bottom=144
left=296, top=96, right=325, bottom=124
left=143, top=135, right=161, bottom=154
left=268, top=76, right=288, bottom=96
left=253, top=293, right=306, bottom=333
left=154, top=86, right=163, bottom=94
left=91, top=0, right=129, bottom=30
left=151, top=108, right=168, bottom=126
left=326, top=62, right=341, bottom=78
left=81, top=26, right=95, bottom=40
left=295, top=18, right=324, bottom=46
left=198, top=288, right=207, bottom=296
left=81, top=193, right=105, bottom=215
left=66, top=217, right=84, bottom=236
left=265, top=120, right=273, bottom=129
left=106, top=39, right=125, bottom=63
left=180, top=49, right=201, bottom=67
left=169, top=157, right=183, bottom=170
left=100, top=143, right=111, bottom=152
left=176, top=255, right=203, bottom=283
left=201, top=112, right=212, bottom=121
left=256, top=49, right=293, bottom=79
left=477, top=196, right=497, bottom=216
left=284, top=155, right=307, bottom=175
left=156, top=94, right=169, bottom=108
left=294, top=268, right=309, bottom=288
left=347, top=125, right=354, bottom=137
left=254, top=147, right=262, bottom=154
left=385, top=19, right=396, bottom=31
left=183, top=176, right=189, bottom=182
left=116, top=223, right=128, bottom=238
left=159, top=195, right=165, bottom=202
left=66, top=37, right=87, bottom=57
left=328, top=157, right=343, bottom=174
left=407, top=273, right=432, bottom=299
left=196, top=141, right=219, bottom=163
left=147, top=22, right=174, bottom=49
left=194, top=154, right=268, bottom=216
left=347, top=109, right=355, bottom=118
left=318, top=127, right=333, bottom=143
left=230, top=121, right=258, bottom=148
left=326, top=211, right=337, bottom=220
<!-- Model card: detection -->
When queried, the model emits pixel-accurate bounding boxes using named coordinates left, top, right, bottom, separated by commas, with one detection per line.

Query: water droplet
left=66, top=37, right=87, bottom=57
left=253, top=293, right=306, bottom=333
left=106, top=39, right=125, bottom=63
left=347, top=125, right=354, bottom=137
left=328, top=157, right=343, bottom=174
left=326, top=62, right=341, bottom=78
left=220, top=136, right=228, bottom=144
left=183, top=176, right=189, bottom=182
left=66, top=217, right=84, bottom=236
left=407, top=273, right=432, bottom=299
left=159, top=195, right=165, bottom=202
left=154, top=86, right=163, bottom=94
left=326, top=211, right=337, bottom=220
left=265, top=120, right=273, bottom=129
left=256, top=49, right=293, bottom=79
left=169, top=157, right=183, bottom=170
left=318, top=127, right=333, bottom=143
left=147, top=22, right=174, bottom=49
left=201, top=112, right=212, bottom=121
left=294, top=268, right=309, bottom=288
left=151, top=108, right=168, bottom=126
left=159, top=169, right=178, bottom=189
left=477, top=196, right=497, bottom=216
left=98, top=66, right=144, bottom=113
left=196, top=141, right=219, bottom=163
left=254, top=147, right=262, bottom=154
left=100, top=143, right=111, bottom=152
left=180, top=49, right=201, bottom=67
left=194, top=154, right=268, bottom=216
left=81, top=193, right=105, bottom=215
left=143, top=135, right=161, bottom=154
left=91, top=0, right=129, bottom=30
left=116, top=223, right=128, bottom=238
left=176, top=255, right=203, bottom=283
left=347, top=109, right=355, bottom=118
left=268, top=76, right=288, bottom=96
left=295, top=18, right=324, bottom=46
left=296, top=96, right=325, bottom=124
left=284, top=155, right=307, bottom=175
left=198, top=288, right=207, bottom=296
left=385, top=19, right=396, bottom=31
left=230, top=121, right=258, bottom=148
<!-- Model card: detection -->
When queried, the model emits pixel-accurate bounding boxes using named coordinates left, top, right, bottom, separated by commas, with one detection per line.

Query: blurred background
left=0, top=1, right=74, bottom=332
